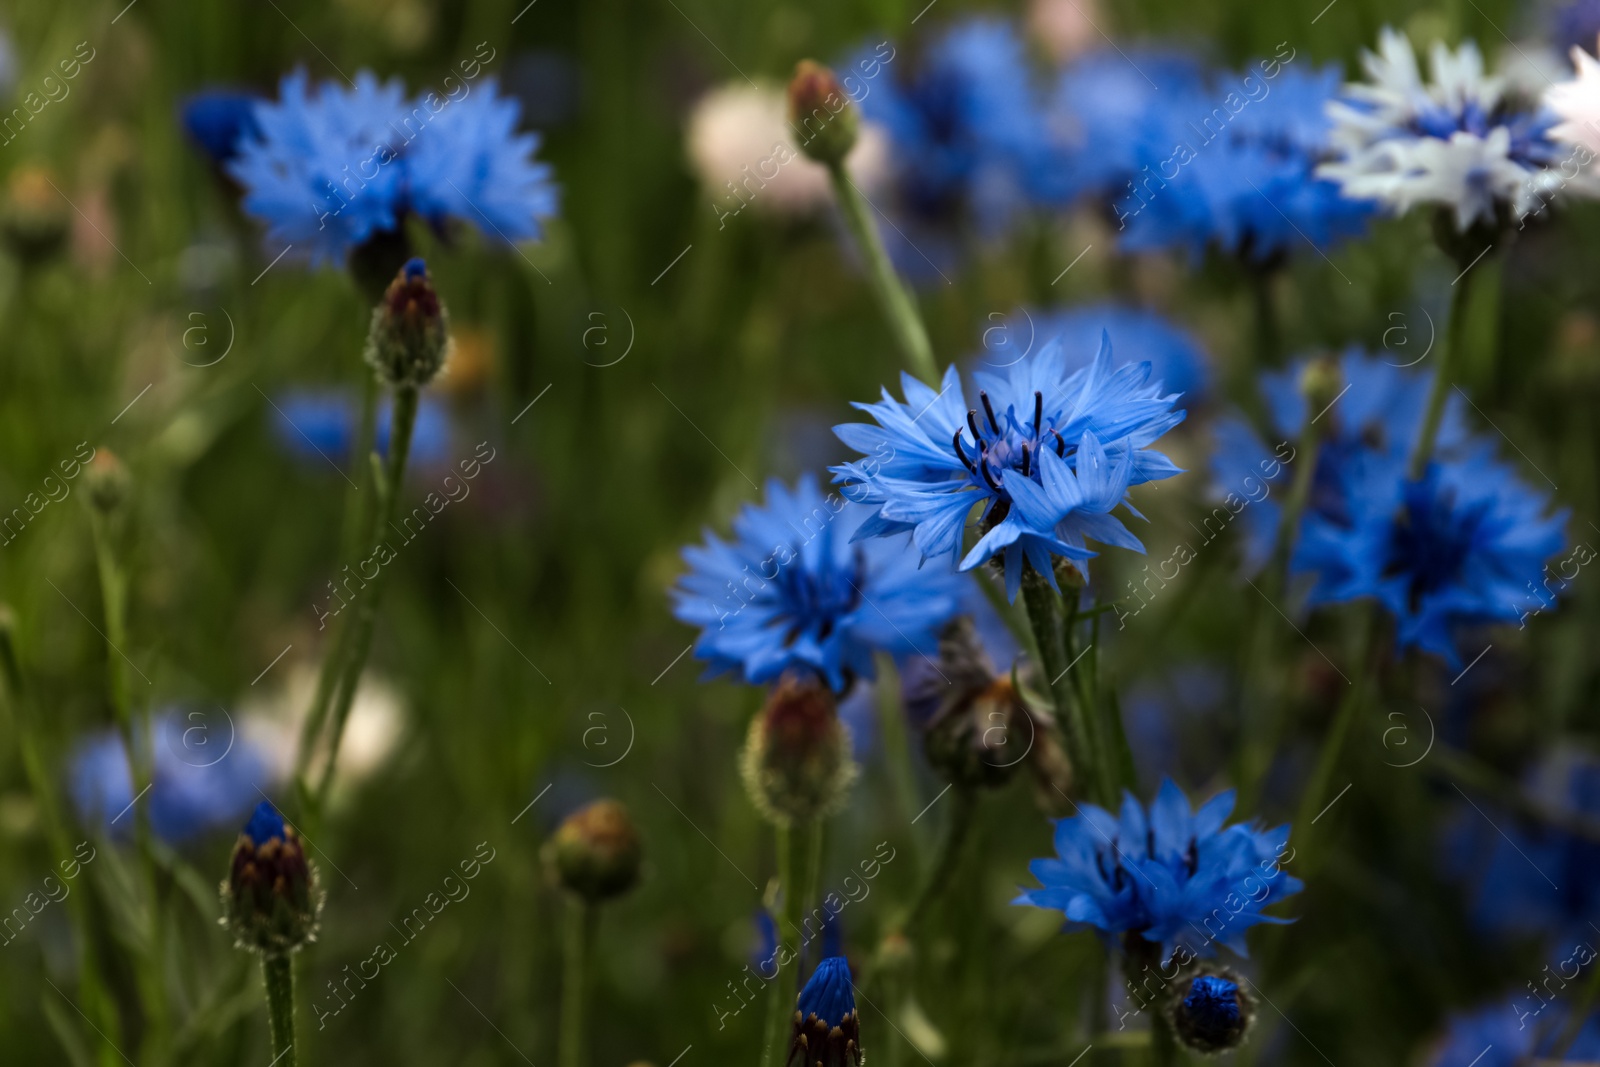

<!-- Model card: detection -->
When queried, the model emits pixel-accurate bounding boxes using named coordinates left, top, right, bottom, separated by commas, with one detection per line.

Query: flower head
left=1116, top=62, right=1377, bottom=263
left=220, top=800, right=322, bottom=955
left=672, top=475, right=963, bottom=691
left=1319, top=28, right=1566, bottom=231
left=179, top=88, right=263, bottom=165
left=831, top=333, right=1185, bottom=601
left=790, top=956, right=862, bottom=1067
left=1014, top=778, right=1302, bottom=963
left=229, top=69, right=558, bottom=267
left=1296, top=445, right=1567, bottom=664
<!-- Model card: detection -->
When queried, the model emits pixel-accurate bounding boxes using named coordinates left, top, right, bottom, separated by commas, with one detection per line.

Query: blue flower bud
left=220, top=800, right=322, bottom=955
left=364, top=257, right=452, bottom=387
left=791, top=956, right=862, bottom=1067
left=1170, top=971, right=1254, bottom=1054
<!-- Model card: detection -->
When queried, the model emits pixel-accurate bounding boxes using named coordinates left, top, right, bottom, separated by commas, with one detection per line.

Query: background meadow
left=1, top=0, right=1598, bottom=1064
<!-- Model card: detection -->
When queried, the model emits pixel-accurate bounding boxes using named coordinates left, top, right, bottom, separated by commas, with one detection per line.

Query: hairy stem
left=826, top=160, right=938, bottom=385
left=1020, top=571, right=1102, bottom=805
left=262, top=954, right=297, bottom=1067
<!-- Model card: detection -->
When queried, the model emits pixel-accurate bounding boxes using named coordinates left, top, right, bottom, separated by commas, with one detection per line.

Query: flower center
left=1382, top=473, right=1489, bottom=611
left=950, top=389, right=1068, bottom=517
left=776, top=545, right=866, bottom=646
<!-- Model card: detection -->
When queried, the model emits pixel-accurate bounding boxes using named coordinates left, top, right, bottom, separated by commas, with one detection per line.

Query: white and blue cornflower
left=1014, top=778, right=1302, bottom=962
left=1318, top=28, right=1567, bottom=231
left=831, top=333, right=1185, bottom=601
left=228, top=69, right=558, bottom=267
left=672, top=475, right=963, bottom=692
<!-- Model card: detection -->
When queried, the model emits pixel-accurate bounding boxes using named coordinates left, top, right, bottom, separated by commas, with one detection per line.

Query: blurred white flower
left=1028, top=0, right=1101, bottom=64
left=685, top=82, right=887, bottom=220
left=240, top=665, right=406, bottom=797
left=1549, top=47, right=1600, bottom=157
left=1319, top=28, right=1568, bottom=230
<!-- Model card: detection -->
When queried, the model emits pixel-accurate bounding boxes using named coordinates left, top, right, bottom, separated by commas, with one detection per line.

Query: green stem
left=1020, top=571, right=1103, bottom=805
left=900, top=787, right=976, bottom=937
left=313, top=385, right=420, bottom=807
left=559, top=897, right=597, bottom=1067
left=261, top=954, right=297, bottom=1067
left=1409, top=257, right=1480, bottom=478
left=1292, top=609, right=1378, bottom=874
left=762, top=823, right=802, bottom=1067
left=825, top=160, right=937, bottom=385
left=1249, top=267, right=1281, bottom=368
left=872, top=655, right=921, bottom=838
left=87, top=510, right=166, bottom=1057
left=0, top=615, right=122, bottom=1060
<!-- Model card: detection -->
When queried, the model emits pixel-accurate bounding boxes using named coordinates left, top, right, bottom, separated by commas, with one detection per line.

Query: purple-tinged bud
left=364, top=257, right=452, bottom=387
left=741, top=674, right=858, bottom=826
left=544, top=799, right=642, bottom=903
left=787, top=61, right=859, bottom=166
left=220, top=801, right=322, bottom=955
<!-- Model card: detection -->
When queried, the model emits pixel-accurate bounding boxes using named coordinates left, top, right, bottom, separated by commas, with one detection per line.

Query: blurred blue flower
left=69, top=712, right=273, bottom=845
left=404, top=77, right=559, bottom=242
left=1015, top=778, right=1301, bottom=962
left=1429, top=997, right=1600, bottom=1065
left=271, top=388, right=452, bottom=469
left=1049, top=47, right=1208, bottom=200
left=229, top=70, right=412, bottom=266
left=1001, top=304, right=1212, bottom=401
left=672, top=475, right=963, bottom=692
left=1119, top=61, right=1378, bottom=262
left=831, top=333, right=1185, bottom=601
left=1296, top=444, right=1567, bottom=664
left=1208, top=348, right=1468, bottom=574
left=229, top=69, right=558, bottom=266
left=179, top=88, right=263, bottom=165
left=845, top=19, right=1059, bottom=277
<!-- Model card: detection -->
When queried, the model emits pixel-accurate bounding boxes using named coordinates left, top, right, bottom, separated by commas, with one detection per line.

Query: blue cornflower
left=844, top=19, right=1058, bottom=276
left=1320, top=28, right=1566, bottom=231
left=1014, top=778, right=1302, bottom=962
left=1116, top=62, right=1378, bottom=262
left=792, top=956, right=862, bottom=1067
left=998, top=303, right=1212, bottom=401
left=179, top=88, right=263, bottom=165
left=671, top=475, right=963, bottom=692
left=69, top=712, right=273, bottom=844
left=1296, top=443, right=1567, bottom=664
left=1430, top=997, right=1600, bottom=1066
left=404, top=77, right=559, bottom=243
left=229, top=70, right=558, bottom=266
left=1049, top=47, right=1208, bottom=200
left=229, top=70, right=411, bottom=266
left=271, top=388, right=452, bottom=469
left=831, top=333, right=1185, bottom=601
left=1208, top=348, right=1468, bottom=573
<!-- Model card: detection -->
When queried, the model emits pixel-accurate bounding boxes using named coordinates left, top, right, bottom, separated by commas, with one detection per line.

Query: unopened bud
left=220, top=801, right=323, bottom=955
left=1297, top=356, right=1342, bottom=423
left=364, top=257, right=452, bottom=387
left=544, top=799, right=642, bottom=903
left=83, top=449, right=131, bottom=514
left=788, top=61, right=859, bottom=166
left=1168, top=970, right=1255, bottom=1054
left=918, top=619, right=1055, bottom=790
left=741, top=674, right=858, bottom=826
left=1, top=167, right=70, bottom=265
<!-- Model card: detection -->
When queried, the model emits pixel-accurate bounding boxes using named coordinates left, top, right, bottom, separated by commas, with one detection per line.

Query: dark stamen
left=1020, top=443, right=1031, bottom=477
left=952, top=429, right=977, bottom=474
left=1050, top=429, right=1066, bottom=457
left=967, top=409, right=984, bottom=445
left=980, top=391, right=1000, bottom=435
left=1033, top=391, right=1043, bottom=437
left=980, top=460, right=1003, bottom=493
